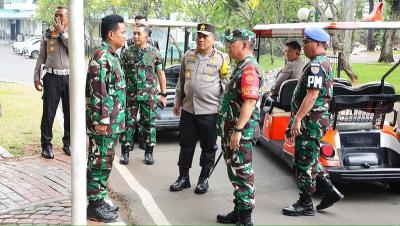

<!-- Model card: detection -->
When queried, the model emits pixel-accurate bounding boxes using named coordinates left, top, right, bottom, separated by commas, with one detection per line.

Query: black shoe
left=41, top=147, right=54, bottom=159
left=62, top=146, right=71, bottom=156
left=87, top=201, right=118, bottom=223
left=102, top=201, right=119, bottom=213
left=170, top=176, right=191, bottom=191
left=194, top=177, right=209, bottom=194
left=119, top=146, right=131, bottom=165
left=144, top=146, right=154, bottom=165
left=236, top=209, right=253, bottom=226
left=316, top=187, right=344, bottom=211
left=217, top=210, right=238, bottom=224
left=282, top=194, right=315, bottom=216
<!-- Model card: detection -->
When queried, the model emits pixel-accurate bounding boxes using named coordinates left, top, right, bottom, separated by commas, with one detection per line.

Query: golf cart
left=253, top=21, right=400, bottom=193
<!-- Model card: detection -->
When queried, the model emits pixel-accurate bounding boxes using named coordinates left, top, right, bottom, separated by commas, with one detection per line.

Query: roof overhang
left=126, top=18, right=197, bottom=28
left=253, top=21, right=400, bottom=38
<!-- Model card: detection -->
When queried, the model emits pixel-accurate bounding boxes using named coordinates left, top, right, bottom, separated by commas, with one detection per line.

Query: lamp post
left=297, top=7, right=325, bottom=22
left=297, top=7, right=311, bottom=22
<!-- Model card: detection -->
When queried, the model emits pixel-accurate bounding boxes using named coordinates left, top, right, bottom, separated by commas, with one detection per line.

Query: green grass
left=258, top=54, right=285, bottom=72
left=343, top=63, right=400, bottom=94
left=0, top=82, right=62, bottom=158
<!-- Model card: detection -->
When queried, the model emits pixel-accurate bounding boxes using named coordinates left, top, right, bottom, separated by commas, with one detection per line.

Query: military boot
left=282, top=193, right=315, bottom=216
left=144, top=145, right=154, bottom=165
left=236, top=209, right=253, bottom=226
left=87, top=200, right=118, bottom=223
left=316, top=187, right=344, bottom=211
left=217, top=200, right=238, bottom=224
left=119, top=145, right=132, bottom=165
left=217, top=209, right=238, bottom=224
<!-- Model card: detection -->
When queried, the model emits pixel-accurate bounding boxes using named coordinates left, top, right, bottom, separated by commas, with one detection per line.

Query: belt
left=48, top=68, right=69, bottom=76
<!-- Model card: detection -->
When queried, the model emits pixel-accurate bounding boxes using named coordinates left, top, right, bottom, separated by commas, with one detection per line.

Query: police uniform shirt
left=34, top=30, right=69, bottom=81
left=270, top=58, right=304, bottom=95
left=175, top=48, right=230, bottom=115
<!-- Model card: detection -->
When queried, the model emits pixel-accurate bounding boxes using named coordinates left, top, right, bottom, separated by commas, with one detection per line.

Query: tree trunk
left=367, top=0, right=376, bottom=51
left=378, top=0, right=400, bottom=63
left=336, top=0, right=357, bottom=81
left=378, top=29, right=396, bottom=63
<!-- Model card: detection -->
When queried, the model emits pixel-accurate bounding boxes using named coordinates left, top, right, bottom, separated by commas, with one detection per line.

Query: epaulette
left=44, top=29, right=51, bottom=39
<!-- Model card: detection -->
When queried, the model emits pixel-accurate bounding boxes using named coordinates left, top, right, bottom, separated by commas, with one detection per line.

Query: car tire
left=31, top=50, right=39, bottom=59
left=389, top=181, right=400, bottom=194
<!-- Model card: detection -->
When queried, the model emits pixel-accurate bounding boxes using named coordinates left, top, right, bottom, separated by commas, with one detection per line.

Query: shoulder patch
left=311, top=65, right=320, bottom=74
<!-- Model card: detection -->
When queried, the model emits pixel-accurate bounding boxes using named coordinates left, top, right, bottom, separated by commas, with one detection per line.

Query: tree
left=308, top=0, right=358, bottom=81
left=378, top=0, right=400, bottom=63
left=367, top=0, right=377, bottom=51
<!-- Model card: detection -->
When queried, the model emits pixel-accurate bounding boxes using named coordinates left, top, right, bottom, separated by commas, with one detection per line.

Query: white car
left=22, top=39, right=41, bottom=59
left=12, top=37, right=41, bottom=54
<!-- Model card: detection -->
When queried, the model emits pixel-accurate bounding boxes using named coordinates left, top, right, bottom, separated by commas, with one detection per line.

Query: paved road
left=109, top=132, right=400, bottom=225
left=0, top=44, right=36, bottom=85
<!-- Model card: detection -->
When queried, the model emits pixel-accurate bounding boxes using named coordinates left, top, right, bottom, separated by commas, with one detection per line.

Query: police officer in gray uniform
left=270, top=41, right=304, bottom=97
left=34, top=6, right=70, bottom=159
left=170, top=23, right=230, bottom=194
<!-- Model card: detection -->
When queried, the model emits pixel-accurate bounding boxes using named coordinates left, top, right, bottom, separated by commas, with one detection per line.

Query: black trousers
left=177, top=110, right=218, bottom=169
left=40, top=73, right=70, bottom=149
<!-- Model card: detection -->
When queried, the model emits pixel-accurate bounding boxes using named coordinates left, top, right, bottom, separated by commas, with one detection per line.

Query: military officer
left=86, top=14, right=126, bottom=223
left=119, top=24, right=167, bottom=165
left=125, top=15, right=159, bottom=50
left=34, top=6, right=70, bottom=158
left=216, top=29, right=263, bottom=226
left=169, top=23, right=230, bottom=194
left=282, top=27, right=343, bottom=217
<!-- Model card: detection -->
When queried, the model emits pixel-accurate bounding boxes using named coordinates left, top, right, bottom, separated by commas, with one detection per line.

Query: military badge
left=310, top=64, right=320, bottom=74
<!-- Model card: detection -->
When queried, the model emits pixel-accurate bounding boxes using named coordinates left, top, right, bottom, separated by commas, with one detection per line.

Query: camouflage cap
left=225, top=29, right=256, bottom=45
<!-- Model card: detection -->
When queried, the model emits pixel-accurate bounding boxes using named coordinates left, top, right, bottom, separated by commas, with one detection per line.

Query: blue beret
left=304, top=27, right=330, bottom=42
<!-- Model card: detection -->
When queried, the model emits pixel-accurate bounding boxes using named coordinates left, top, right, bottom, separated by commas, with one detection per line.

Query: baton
left=208, top=151, right=223, bottom=179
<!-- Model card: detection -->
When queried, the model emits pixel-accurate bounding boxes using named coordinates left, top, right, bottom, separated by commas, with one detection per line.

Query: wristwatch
left=234, top=126, right=244, bottom=133
left=159, top=92, right=167, bottom=97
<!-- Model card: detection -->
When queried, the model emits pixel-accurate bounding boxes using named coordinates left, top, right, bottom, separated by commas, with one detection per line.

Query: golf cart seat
left=333, top=78, right=352, bottom=87
left=276, top=79, right=299, bottom=112
left=332, top=82, right=398, bottom=130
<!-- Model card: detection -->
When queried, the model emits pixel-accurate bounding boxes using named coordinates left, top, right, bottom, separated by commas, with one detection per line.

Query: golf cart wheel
left=389, top=181, right=400, bottom=194
left=31, top=50, right=39, bottom=59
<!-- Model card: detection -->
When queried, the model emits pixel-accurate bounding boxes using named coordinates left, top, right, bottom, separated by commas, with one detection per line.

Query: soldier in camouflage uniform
left=86, top=14, right=126, bottom=223
left=282, top=27, right=343, bottom=217
left=119, top=24, right=167, bottom=165
left=216, top=29, right=263, bottom=226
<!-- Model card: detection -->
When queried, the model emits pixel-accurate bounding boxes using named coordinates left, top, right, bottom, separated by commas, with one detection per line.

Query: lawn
left=343, top=63, right=400, bottom=94
left=0, top=82, right=62, bottom=158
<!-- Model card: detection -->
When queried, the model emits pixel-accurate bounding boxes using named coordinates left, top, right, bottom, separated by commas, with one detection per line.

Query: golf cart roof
left=253, top=21, right=400, bottom=38
left=126, top=18, right=197, bottom=28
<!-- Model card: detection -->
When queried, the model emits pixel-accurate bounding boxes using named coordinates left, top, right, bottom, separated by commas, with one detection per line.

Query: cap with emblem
left=225, top=29, right=256, bottom=43
left=196, top=23, right=215, bottom=36
left=304, top=27, right=330, bottom=43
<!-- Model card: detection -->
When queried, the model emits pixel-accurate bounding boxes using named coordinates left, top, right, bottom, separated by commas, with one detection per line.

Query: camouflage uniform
left=217, top=55, right=263, bottom=211
left=86, top=40, right=126, bottom=201
left=119, top=44, right=163, bottom=148
left=288, top=54, right=334, bottom=195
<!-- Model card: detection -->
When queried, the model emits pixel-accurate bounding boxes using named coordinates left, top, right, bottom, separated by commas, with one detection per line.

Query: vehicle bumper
left=155, top=119, right=179, bottom=130
left=327, top=166, right=400, bottom=183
